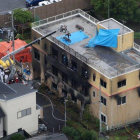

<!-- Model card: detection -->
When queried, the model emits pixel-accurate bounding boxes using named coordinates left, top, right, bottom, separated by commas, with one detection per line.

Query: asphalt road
left=36, top=93, right=65, bottom=132
left=0, top=0, right=26, bottom=13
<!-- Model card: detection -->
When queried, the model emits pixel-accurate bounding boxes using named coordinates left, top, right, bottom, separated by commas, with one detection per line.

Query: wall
left=0, top=0, right=91, bottom=27
left=89, top=85, right=140, bottom=128
left=0, top=118, right=3, bottom=137
left=0, top=92, right=40, bottom=135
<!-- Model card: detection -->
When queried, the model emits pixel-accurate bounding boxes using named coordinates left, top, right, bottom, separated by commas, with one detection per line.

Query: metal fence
left=134, top=42, right=140, bottom=50
left=32, top=9, right=99, bottom=28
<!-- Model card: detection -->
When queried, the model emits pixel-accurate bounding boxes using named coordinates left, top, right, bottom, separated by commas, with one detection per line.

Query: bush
left=62, top=126, right=80, bottom=140
left=81, top=130, right=93, bottom=140
left=66, top=100, right=81, bottom=114
left=10, top=134, right=25, bottom=140
left=83, top=105, right=92, bottom=122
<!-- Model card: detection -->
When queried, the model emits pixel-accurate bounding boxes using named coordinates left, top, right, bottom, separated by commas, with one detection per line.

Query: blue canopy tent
left=87, top=29, right=120, bottom=48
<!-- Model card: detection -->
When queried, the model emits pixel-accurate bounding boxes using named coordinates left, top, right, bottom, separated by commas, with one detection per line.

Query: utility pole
left=108, top=0, right=110, bottom=29
left=11, top=10, right=15, bottom=63
left=99, top=83, right=102, bottom=137
left=64, top=100, right=66, bottom=127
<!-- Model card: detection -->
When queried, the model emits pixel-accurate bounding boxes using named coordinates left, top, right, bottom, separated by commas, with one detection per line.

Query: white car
left=38, top=0, right=62, bottom=6
left=38, top=1, right=51, bottom=6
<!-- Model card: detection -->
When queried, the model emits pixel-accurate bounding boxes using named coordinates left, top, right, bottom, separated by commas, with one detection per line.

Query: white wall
left=0, top=118, right=3, bottom=137
left=0, top=92, right=40, bottom=135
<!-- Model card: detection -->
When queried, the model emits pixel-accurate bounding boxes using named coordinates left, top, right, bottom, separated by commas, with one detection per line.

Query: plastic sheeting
left=87, top=29, right=120, bottom=48
left=57, top=31, right=89, bottom=45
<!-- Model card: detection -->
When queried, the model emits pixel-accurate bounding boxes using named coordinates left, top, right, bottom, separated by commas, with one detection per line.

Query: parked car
left=38, top=0, right=62, bottom=6
left=26, top=0, right=44, bottom=7
left=38, top=0, right=51, bottom=6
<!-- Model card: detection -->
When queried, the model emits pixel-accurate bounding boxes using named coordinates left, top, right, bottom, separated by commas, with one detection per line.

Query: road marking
left=42, top=104, right=51, bottom=108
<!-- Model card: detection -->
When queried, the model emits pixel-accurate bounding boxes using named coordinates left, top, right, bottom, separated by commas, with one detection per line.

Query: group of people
left=0, top=69, right=8, bottom=83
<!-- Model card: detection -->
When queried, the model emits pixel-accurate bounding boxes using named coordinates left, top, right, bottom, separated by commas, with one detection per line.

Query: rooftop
left=98, top=18, right=133, bottom=35
left=0, top=81, right=36, bottom=101
left=32, top=9, right=140, bottom=78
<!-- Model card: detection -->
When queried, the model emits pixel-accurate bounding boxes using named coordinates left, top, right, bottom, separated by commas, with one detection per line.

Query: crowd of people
left=0, top=64, right=30, bottom=85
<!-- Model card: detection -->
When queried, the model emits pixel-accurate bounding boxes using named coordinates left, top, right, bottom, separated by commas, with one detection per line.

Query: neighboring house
left=0, top=81, right=41, bottom=136
left=0, top=107, right=5, bottom=138
left=31, top=9, right=140, bottom=130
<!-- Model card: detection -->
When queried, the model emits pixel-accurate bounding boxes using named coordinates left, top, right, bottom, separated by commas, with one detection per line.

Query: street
left=36, top=93, right=65, bottom=132
left=0, top=0, right=26, bottom=13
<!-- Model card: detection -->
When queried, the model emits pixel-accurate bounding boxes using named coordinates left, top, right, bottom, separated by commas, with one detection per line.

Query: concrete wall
left=0, top=0, right=91, bottom=27
left=89, top=86, right=140, bottom=128
left=0, top=118, right=3, bottom=138
left=0, top=92, right=40, bottom=135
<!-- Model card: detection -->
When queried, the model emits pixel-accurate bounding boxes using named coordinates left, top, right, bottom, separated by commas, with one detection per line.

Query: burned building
left=31, top=9, right=140, bottom=130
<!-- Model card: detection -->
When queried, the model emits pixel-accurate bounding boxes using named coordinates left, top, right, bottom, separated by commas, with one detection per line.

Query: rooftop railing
left=32, top=9, right=99, bottom=28
left=49, top=36, right=140, bottom=78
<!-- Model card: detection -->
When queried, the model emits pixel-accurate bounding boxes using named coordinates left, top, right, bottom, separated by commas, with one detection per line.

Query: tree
left=10, top=134, right=25, bottom=140
left=91, top=0, right=140, bottom=22
left=13, top=8, right=32, bottom=24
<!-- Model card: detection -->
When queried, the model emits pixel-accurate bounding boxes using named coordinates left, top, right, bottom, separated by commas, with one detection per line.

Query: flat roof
left=0, top=82, right=36, bottom=101
left=32, top=9, right=139, bottom=78
left=98, top=18, right=133, bottom=35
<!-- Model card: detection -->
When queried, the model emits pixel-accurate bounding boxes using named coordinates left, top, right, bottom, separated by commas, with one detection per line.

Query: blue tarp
left=87, top=29, right=120, bottom=48
left=56, top=31, right=88, bottom=45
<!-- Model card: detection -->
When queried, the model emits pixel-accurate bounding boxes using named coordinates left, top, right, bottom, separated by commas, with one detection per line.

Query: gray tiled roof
left=0, top=81, right=37, bottom=101
left=0, top=107, right=5, bottom=118
left=27, top=133, right=68, bottom=140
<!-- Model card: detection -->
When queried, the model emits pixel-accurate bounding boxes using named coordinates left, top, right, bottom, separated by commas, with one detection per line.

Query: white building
left=0, top=81, right=41, bottom=137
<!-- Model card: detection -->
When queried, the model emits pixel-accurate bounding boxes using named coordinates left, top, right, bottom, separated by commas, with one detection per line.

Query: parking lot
left=0, top=0, right=26, bottom=13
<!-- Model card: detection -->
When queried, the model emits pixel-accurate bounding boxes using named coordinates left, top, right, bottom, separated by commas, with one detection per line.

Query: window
left=101, top=96, right=106, bottom=106
left=52, top=66, right=58, bottom=76
left=71, top=61, right=77, bottom=72
left=82, top=87, right=88, bottom=96
left=52, top=82, right=57, bottom=89
left=44, top=55, right=47, bottom=65
left=44, top=44, right=47, bottom=50
left=100, top=79, right=107, bottom=88
left=93, top=91, right=95, bottom=97
left=101, top=114, right=106, bottom=124
left=34, top=48, right=40, bottom=61
left=62, top=72, right=68, bottom=83
left=71, top=79, right=77, bottom=89
left=17, top=108, right=31, bottom=118
left=118, top=80, right=126, bottom=88
left=62, top=54, right=68, bottom=66
left=82, top=68, right=88, bottom=78
left=93, top=74, right=96, bottom=81
left=117, top=96, right=126, bottom=105
left=52, top=48, right=58, bottom=58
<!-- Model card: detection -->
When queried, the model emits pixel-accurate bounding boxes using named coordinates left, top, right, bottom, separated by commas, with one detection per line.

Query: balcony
left=45, top=70, right=90, bottom=104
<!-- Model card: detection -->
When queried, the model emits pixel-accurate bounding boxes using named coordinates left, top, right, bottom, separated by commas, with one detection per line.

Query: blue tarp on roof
left=87, top=29, right=120, bottom=48
left=56, top=31, right=88, bottom=46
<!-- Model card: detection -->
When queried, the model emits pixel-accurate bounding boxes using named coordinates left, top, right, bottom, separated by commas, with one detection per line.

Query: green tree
left=13, top=8, right=32, bottom=23
left=91, top=0, right=140, bottom=22
left=10, top=134, right=25, bottom=140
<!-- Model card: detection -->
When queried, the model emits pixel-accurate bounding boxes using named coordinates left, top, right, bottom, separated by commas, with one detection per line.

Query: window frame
left=117, top=96, right=126, bottom=105
left=93, top=91, right=95, bottom=97
left=100, top=79, right=107, bottom=88
left=101, top=96, right=106, bottom=106
left=101, top=113, right=107, bottom=124
left=17, top=108, right=31, bottom=119
left=118, top=79, right=126, bottom=88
